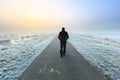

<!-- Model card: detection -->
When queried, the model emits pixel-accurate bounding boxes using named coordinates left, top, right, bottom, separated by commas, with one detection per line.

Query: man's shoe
left=60, top=55, right=63, bottom=57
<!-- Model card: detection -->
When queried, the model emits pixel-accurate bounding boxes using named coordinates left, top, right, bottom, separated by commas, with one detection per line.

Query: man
left=58, top=27, right=69, bottom=57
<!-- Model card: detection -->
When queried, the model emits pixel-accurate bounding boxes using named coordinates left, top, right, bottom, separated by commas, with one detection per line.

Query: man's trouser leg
left=60, top=42, right=63, bottom=57
left=63, top=42, right=66, bottom=55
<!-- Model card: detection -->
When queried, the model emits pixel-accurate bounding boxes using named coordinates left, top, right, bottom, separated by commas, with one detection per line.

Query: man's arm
left=58, top=32, right=61, bottom=40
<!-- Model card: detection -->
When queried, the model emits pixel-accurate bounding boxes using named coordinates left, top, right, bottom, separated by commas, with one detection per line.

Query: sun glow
left=0, top=0, right=74, bottom=32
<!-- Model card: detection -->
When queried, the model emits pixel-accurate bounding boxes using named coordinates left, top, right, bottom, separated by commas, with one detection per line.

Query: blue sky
left=60, top=0, right=120, bottom=32
left=0, top=0, right=120, bottom=33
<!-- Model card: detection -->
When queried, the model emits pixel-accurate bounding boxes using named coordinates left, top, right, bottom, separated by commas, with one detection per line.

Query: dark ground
left=18, top=37, right=106, bottom=80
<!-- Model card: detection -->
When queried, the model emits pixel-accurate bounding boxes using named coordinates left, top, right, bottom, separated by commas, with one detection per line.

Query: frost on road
left=69, top=34, right=120, bottom=80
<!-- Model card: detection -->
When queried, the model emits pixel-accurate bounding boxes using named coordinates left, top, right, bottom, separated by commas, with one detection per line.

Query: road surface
left=18, top=37, right=106, bottom=80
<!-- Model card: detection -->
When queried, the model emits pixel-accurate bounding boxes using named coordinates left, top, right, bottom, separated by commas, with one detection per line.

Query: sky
left=0, top=0, right=120, bottom=33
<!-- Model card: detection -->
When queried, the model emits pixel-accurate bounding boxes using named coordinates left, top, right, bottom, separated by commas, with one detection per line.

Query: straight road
left=18, top=37, right=106, bottom=80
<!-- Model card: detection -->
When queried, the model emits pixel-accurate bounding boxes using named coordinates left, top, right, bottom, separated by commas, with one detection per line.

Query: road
left=18, top=37, right=106, bottom=80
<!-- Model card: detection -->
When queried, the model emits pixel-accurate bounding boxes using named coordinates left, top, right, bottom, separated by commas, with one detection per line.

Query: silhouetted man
left=58, top=27, right=69, bottom=57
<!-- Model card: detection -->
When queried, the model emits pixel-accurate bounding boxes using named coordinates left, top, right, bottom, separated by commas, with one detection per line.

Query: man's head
left=62, top=27, right=65, bottom=31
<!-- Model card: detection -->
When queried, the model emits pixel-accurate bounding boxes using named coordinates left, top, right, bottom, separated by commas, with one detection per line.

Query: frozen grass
left=0, top=34, right=55, bottom=80
left=69, top=34, right=120, bottom=80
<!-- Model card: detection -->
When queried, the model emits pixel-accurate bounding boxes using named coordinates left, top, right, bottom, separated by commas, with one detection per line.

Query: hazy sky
left=0, top=0, right=120, bottom=33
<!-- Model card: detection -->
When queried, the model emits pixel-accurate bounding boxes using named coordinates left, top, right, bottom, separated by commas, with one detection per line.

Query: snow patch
left=0, top=34, right=55, bottom=80
left=69, top=34, right=120, bottom=80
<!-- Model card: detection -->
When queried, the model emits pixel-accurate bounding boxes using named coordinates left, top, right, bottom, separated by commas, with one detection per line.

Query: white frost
left=69, top=34, right=120, bottom=80
left=0, top=34, right=55, bottom=80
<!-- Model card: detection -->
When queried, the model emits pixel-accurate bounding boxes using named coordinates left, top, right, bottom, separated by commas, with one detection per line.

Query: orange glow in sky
left=0, top=0, right=73, bottom=32
left=1, top=0, right=119, bottom=33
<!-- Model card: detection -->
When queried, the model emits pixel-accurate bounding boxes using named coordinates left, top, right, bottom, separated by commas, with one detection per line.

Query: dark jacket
left=58, top=31, right=69, bottom=42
